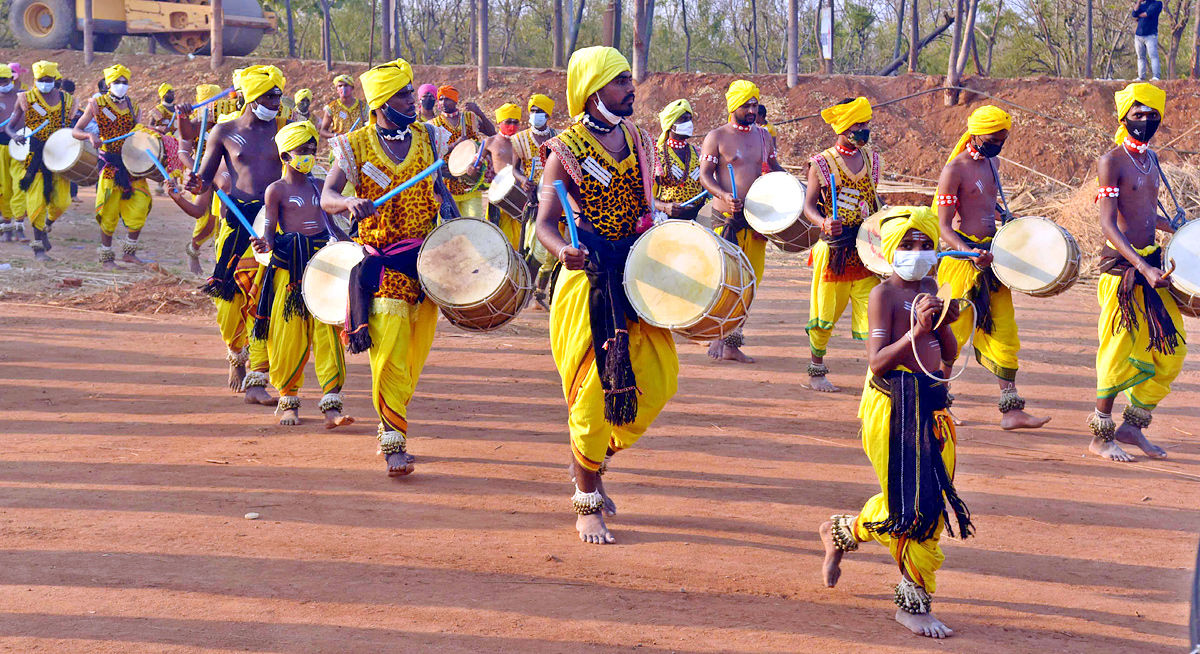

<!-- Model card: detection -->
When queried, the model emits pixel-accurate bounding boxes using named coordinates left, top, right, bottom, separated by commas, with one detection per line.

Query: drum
left=43, top=128, right=102, bottom=185
left=989, top=216, right=1081, bottom=297
left=854, top=207, right=893, bottom=277
left=301, top=241, right=365, bottom=325
left=624, top=220, right=756, bottom=341
left=250, top=208, right=272, bottom=267
left=447, top=140, right=484, bottom=187
left=418, top=218, right=531, bottom=331
left=743, top=171, right=819, bottom=253
left=123, top=131, right=183, bottom=182
left=7, top=126, right=35, bottom=162
left=1164, top=218, right=1200, bottom=317
left=487, top=165, right=529, bottom=219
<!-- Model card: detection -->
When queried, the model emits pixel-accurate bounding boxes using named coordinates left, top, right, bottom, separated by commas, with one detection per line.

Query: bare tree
left=568, top=0, right=586, bottom=54
left=1162, top=0, right=1193, bottom=78
left=909, top=0, right=919, bottom=71
left=1085, top=0, right=1093, bottom=77
left=478, top=0, right=489, bottom=92
left=787, top=0, right=798, bottom=85
left=892, top=0, right=907, bottom=61
left=553, top=0, right=564, bottom=67
left=1192, top=0, right=1200, bottom=75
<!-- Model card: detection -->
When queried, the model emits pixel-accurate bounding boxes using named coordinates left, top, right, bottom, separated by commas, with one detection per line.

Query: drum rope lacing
left=908, top=294, right=976, bottom=383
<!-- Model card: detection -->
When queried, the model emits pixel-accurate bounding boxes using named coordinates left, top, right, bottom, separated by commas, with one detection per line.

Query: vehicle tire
left=69, top=30, right=124, bottom=52
left=153, top=0, right=266, bottom=56
left=9, top=0, right=75, bottom=50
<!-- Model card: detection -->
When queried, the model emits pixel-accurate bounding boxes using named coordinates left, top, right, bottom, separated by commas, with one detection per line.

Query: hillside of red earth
left=8, top=47, right=1200, bottom=187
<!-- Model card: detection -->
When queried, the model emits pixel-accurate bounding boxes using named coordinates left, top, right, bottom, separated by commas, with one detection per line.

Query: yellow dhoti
left=551, top=268, right=679, bottom=471
left=95, top=176, right=151, bottom=235
left=368, top=298, right=439, bottom=439
left=24, top=170, right=70, bottom=231
left=805, top=240, right=878, bottom=357
left=0, top=144, right=22, bottom=226
left=714, top=222, right=767, bottom=284
left=937, top=252, right=1020, bottom=381
left=265, top=270, right=347, bottom=399
left=5, top=149, right=25, bottom=226
left=211, top=220, right=262, bottom=359
left=454, top=192, right=484, bottom=220
left=497, top=210, right=523, bottom=250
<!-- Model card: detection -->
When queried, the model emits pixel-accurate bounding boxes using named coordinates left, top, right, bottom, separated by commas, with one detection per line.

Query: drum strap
left=345, top=239, right=424, bottom=354
left=253, top=231, right=328, bottom=340
left=203, top=197, right=263, bottom=301
left=18, top=137, right=54, bottom=203
left=1099, top=246, right=1182, bottom=354
left=863, top=371, right=972, bottom=542
left=579, top=229, right=641, bottom=426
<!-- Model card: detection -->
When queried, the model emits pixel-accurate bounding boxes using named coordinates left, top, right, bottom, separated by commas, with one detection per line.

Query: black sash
left=345, top=239, right=423, bottom=354
left=99, top=150, right=134, bottom=198
left=202, top=197, right=263, bottom=301
left=956, top=230, right=1001, bottom=335
left=578, top=228, right=640, bottom=426
left=820, top=222, right=860, bottom=275
left=252, top=231, right=329, bottom=340
left=1099, top=246, right=1183, bottom=355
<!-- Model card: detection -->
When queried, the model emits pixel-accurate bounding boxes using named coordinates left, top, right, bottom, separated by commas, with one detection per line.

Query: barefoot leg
left=242, top=372, right=276, bottom=405
left=1115, top=423, right=1167, bottom=459
left=997, top=383, right=1050, bottom=430
left=893, top=579, right=953, bottom=638
left=806, top=360, right=838, bottom=393
left=385, top=451, right=414, bottom=476
left=572, top=462, right=615, bottom=544
left=121, top=233, right=148, bottom=266
left=818, top=521, right=845, bottom=588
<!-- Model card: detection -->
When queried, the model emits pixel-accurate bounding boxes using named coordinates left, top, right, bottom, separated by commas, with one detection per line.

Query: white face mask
left=530, top=111, right=548, bottom=128
left=891, top=250, right=937, bottom=281
left=251, top=103, right=278, bottom=121
left=0, top=82, right=13, bottom=93
left=109, top=83, right=129, bottom=98
left=594, top=97, right=623, bottom=125
left=673, top=120, right=694, bottom=137
left=36, top=81, right=55, bottom=94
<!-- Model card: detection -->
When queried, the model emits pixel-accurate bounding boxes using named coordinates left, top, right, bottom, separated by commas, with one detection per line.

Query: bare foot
left=15, top=227, right=29, bottom=243
left=122, top=252, right=148, bottom=267
left=595, top=475, right=617, bottom=517
left=385, top=451, right=414, bottom=477
left=33, top=250, right=51, bottom=261
left=818, top=520, right=844, bottom=588
left=1089, top=437, right=1135, bottom=462
left=1, top=230, right=11, bottom=243
left=895, top=609, right=954, bottom=638
left=324, top=410, right=355, bottom=429
left=946, top=406, right=964, bottom=426
left=533, top=291, right=549, bottom=311
left=576, top=512, right=616, bottom=544
left=101, top=260, right=122, bottom=271
left=244, top=386, right=276, bottom=406
left=188, top=253, right=203, bottom=275
left=1000, top=409, right=1051, bottom=430
left=708, top=340, right=755, bottom=363
left=228, top=364, right=246, bottom=391
left=1115, top=423, right=1167, bottom=459
left=39, top=231, right=51, bottom=251
left=807, top=375, right=839, bottom=393
left=279, top=407, right=301, bottom=426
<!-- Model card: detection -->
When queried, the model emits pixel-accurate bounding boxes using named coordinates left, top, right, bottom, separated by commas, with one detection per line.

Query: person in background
left=1132, top=0, right=1162, bottom=81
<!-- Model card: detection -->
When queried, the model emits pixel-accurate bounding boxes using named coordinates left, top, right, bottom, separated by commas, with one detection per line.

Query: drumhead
left=991, top=217, right=1072, bottom=293
left=744, top=171, right=805, bottom=235
left=250, top=208, right=272, bottom=267
left=624, top=221, right=725, bottom=328
left=447, top=140, right=478, bottom=177
left=8, top=127, right=34, bottom=161
left=418, top=218, right=512, bottom=306
left=42, top=129, right=83, bottom=173
left=122, top=131, right=162, bottom=174
left=1166, top=219, right=1200, bottom=297
left=487, top=166, right=516, bottom=202
left=302, top=241, right=365, bottom=325
left=855, top=208, right=892, bottom=276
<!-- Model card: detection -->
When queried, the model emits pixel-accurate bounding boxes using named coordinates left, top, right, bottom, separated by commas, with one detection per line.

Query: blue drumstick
left=193, top=108, right=210, bottom=174
left=681, top=189, right=710, bottom=207
left=727, top=163, right=737, bottom=199
left=830, top=173, right=838, bottom=223
left=373, top=159, right=445, bottom=208
left=552, top=180, right=579, bottom=248
left=937, top=250, right=982, bottom=259
left=102, top=131, right=134, bottom=144
left=143, top=148, right=174, bottom=183
left=188, top=87, right=234, bottom=111
left=215, top=188, right=260, bottom=238
left=350, top=116, right=362, bottom=131
left=24, top=119, right=50, bottom=137
left=0, top=116, right=10, bottom=128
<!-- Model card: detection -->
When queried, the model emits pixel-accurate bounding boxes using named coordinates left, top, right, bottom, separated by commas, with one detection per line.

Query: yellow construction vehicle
left=10, top=0, right=277, bottom=56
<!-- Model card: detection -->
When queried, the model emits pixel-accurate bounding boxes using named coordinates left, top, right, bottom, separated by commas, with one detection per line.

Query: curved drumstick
left=552, top=179, right=580, bottom=249
left=215, top=188, right=260, bottom=239
left=373, top=159, right=445, bottom=208
left=1164, top=257, right=1177, bottom=279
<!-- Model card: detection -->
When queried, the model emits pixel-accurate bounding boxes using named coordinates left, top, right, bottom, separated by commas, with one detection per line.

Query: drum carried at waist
left=43, top=128, right=102, bottom=185
left=854, top=207, right=895, bottom=277
left=418, top=217, right=531, bottom=331
left=447, top=140, right=485, bottom=188
left=989, top=216, right=1081, bottom=297
left=743, top=171, right=819, bottom=253
left=7, top=126, right=36, bottom=162
left=1164, top=218, right=1200, bottom=317
left=487, top=165, right=530, bottom=219
left=301, top=241, right=365, bottom=325
left=122, top=130, right=183, bottom=182
left=623, top=220, right=756, bottom=341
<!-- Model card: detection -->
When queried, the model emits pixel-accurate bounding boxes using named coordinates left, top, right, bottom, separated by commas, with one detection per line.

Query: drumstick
left=188, top=87, right=235, bottom=112
left=349, top=116, right=362, bottom=131
left=215, top=188, right=260, bottom=239
left=143, top=148, right=179, bottom=192
left=727, top=164, right=737, bottom=199
left=373, top=159, right=446, bottom=208
left=937, top=250, right=982, bottom=259
left=472, top=138, right=488, bottom=169
left=22, top=119, right=50, bottom=138
left=101, top=130, right=136, bottom=144
left=552, top=180, right=580, bottom=249
left=681, top=189, right=710, bottom=207
left=193, top=108, right=209, bottom=174
left=1164, top=257, right=1177, bottom=279
left=0, top=116, right=10, bottom=128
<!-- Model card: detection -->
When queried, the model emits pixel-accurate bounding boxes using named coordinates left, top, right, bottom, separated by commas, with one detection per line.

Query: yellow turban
left=195, top=84, right=222, bottom=103
left=294, top=88, right=313, bottom=104
left=240, top=65, right=285, bottom=104
left=658, top=99, right=692, bottom=132
left=275, top=120, right=319, bottom=154
left=1114, top=82, right=1166, bottom=145
left=32, top=61, right=61, bottom=80
left=725, top=80, right=759, bottom=115
left=334, top=73, right=354, bottom=87
left=821, top=97, right=872, bottom=134
left=566, top=46, right=630, bottom=118
left=232, top=68, right=245, bottom=91
left=529, top=93, right=554, bottom=116
left=878, top=206, right=940, bottom=264
left=360, top=58, right=414, bottom=111
left=947, top=105, right=1011, bottom=164
left=495, top=103, right=522, bottom=123
left=102, top=64, right=130, bottom=86
left=158, top=83, right=173, bottom=100
left=0, top=66, right=11, bottom=80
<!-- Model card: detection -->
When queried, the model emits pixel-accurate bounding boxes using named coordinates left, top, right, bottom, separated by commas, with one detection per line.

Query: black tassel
left=251, top=316, right=269, bottom=341
left=601, top=330, right=638, bottom=426
left=200, top=277, right=237, bottom=301
left=283, top=282, right=307, bottom=320
left=346, top=327, right=372, bottom=355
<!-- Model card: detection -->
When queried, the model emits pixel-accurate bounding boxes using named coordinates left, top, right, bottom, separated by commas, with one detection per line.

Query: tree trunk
left=943, top=0, right=965, bottom=104
left=1085, top=0, right=1094, bottom=77
left=971, top=27, right=984, bottom=74
left=470, top=0, right=477, bottom=62
left=878, top=15, right=954, bottom=75
left=602, top=1, right=621, bottom=48
left=381, top=0, right=391, bottom=60
left=892, top=0, right=906, bottom=61
left=953, top=0, right=979, bottom=73
left=633, top=0, right=647, bottom=80
left=984, top=0, right=1002, bottom=75
left=908, top=0, right=919, bottom=71
left=1192, top=0, right=1200, bottom=76
left=823, top=0, right=834, bottom=73
left=211, top=0, right=224, bottom=70
left=568, top=0, right=586, bottom=54
left=787, top=0, right=798, bottom=86
left=368, top=0, right=377, bottom=67
left=285, top=0, right=296, bottom=57
left=553, top=0, right=564, bottom=67
left=478, top=0, right=489, bottom=92
left=83, top=0, right=94, bottom=64
left=320, top=0, right=331, bottom=71
left=751, top=0, right=760, bottom=73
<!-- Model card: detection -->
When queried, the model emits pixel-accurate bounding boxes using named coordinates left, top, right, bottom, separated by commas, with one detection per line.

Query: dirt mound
left=60, top=273, right=210, bottom=314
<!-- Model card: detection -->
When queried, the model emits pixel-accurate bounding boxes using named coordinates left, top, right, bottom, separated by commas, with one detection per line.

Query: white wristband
left=557, top=245, right=570, bottom=261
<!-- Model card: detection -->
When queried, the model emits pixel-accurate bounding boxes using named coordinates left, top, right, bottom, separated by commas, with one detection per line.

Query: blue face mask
left=381, top=103, right=416, bottom=131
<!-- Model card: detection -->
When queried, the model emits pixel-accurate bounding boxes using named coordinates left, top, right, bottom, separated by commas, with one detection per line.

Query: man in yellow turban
left=322, top=57, right=448, bottom=477
left=181, top=65, right=288, bottom=407
left=169, top=83, right=226, bottom=274
left=653, top=99, right=703, bottom=221
left=535, top=45, right=679, bottom=546
left=292, top=88, right=313, bottom=122
left=482, top=102, right=526, bottom=248
left=698, top=79, right=785, bottom=363
left=5, top=59, right=73, bottom=255
left=430, top=83, right=496, bottom=218
left=242, top=119, right=354, bottom=429
left=801, top=96, right=882, bottom=392
left=1086, top=82, right=1183, bottom=462
left=318, top=72, right=365, bottom=139
left=511, top=92, right=561, bottom=307
left=147, top=83, right=178, bottom=135
left=934, top=105, right=1049, bottom=430
left=821, top=204, right=970, bottom=641
left=0, top=64, right=25, bottom=243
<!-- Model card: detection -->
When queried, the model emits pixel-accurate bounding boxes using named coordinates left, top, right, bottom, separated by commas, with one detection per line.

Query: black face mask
left=1124, top=116, right=1161, bottom=143
left=421, top=96, right=435, bottom=111
left=849, top=128, right=870, bottom=145
left=379, top=102, right=417, bottom=134
left=975, top=140, right=1003, bottom=158
left=163, top=95, right=174, bottom=105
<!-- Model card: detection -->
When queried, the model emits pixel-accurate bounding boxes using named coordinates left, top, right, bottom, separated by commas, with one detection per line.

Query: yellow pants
left=212, top=221, right=263, bottom=355
left=454, top=192, right=484, bottom=220
left=4, top=149, right=26, bottom=223
left=715, top=223, right=767, bottom=284
left=853, top=376, right=956, bottom=594
left=498, top=210, right=523, bottom=250
left=805, top=240, right=878, bottom=357
left=551, top=268, right=679, bottom=471
left=367, top=297, right=439, bottom=435
left=95, top=175, right=152, bottom=235
left=938, top=255, right=1020, bottom=381
left=191, top=205, right=218, bottom=247
left=24, top=170, right=70, bottom=231
left=1096, top=264, right=1187, bottom=409
left=265, top=269, right=347, bottom=398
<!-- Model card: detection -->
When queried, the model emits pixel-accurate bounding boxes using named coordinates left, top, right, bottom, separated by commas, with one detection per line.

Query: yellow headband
left=658, top=99, right=692, bottom=132
left=360, top=58, right=414, bottom=111
left=158, top=83, right=174, bottom=100
left=878, top=206, right=940, bottom=264
left=294, top=88, right=313, bottom=104
left=1114, top=82, right=1166, bottom=145
left=241, top=65, right=285, bottom=104
left=495, top=103, right=522, bottom=123
left=528, top=93, right=554, bottom=116
left=566, top=46, right=630, bottom=118
left=334, top=74, right=354, bottom=87
left=947, top=105, right=1012, bottom=164
left=32, top=60, right=61, bottom=80
left=725, top=80, right=759, bottom=114
left=103, top=64, right=130, bottom=86
left=821, top=97, right=872, bottom=134
left=275, top=120, right=319, bottom=154
left=232, top=68, right=245, bottom=91
left=195, top=84, right=222, bottom=103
